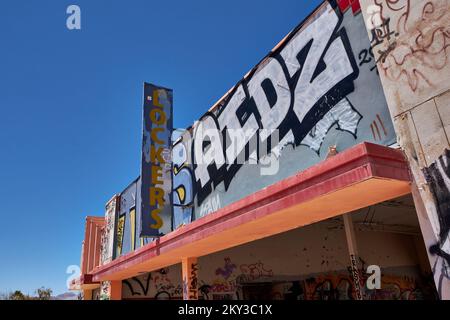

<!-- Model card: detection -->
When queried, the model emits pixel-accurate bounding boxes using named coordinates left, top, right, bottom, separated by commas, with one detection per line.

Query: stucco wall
left=359, top=0, right=450, bottom=298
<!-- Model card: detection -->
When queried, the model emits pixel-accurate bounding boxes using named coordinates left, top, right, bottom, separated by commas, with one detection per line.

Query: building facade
left=70, top=0, right=450, bottom=300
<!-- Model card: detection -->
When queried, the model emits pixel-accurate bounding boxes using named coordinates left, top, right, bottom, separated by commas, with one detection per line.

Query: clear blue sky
left=0, top=0, right=321, bottom=295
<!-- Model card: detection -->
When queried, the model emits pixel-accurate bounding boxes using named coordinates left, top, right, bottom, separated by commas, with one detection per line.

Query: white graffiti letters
left=189, top=3, right=357, bottom=205
left=194, top=115, right=225, bottom=188
left=247, top=58, right=291, bottom=141
left=218, top=85, right=259, bottom=166
left=280, top=4, right=355, bottom=124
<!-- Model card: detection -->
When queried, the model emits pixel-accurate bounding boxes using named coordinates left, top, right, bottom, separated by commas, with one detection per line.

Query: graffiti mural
left=111, top=0, right=396, bottom=254
left=198, top=257, right=276, bottom=300
left=423, top=149, right=450, bottom=296
left=269, top=271, right=434, bottom=300
left=173, top=0, right=395, bottom=220
left=121, top=253, right=437, bottom=300
left=122, top=267, right=183, bottom=300
left=191, top=1, right=360, bottom=206
left=201, top=257, right=240, bottom=300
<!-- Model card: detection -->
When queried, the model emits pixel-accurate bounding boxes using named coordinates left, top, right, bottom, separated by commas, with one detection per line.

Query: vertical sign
left=140, top=83, right=173, bottom=237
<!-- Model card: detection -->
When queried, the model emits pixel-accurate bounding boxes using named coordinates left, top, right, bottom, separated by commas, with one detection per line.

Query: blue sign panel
left=140, top=83, right=173, bottom=237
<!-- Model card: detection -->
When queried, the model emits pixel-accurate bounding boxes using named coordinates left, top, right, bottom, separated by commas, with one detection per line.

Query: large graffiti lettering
left=191, top=2, right=359, bottom=205
left=173, top=139, right=194, bottom=229
left=423, top=149, right=450, bottom=297
left=114, top=0, right=396, bottom=247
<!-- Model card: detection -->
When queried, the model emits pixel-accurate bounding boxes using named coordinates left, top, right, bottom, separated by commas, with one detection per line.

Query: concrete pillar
left=182, top=257, right=198, bottom=300
left=82, top=289, right=92, bottom=300
left=411, top=181, right=449, bottom=299
left=359, top=0, right=450, bottom=299
left=110, top=280, right=122, bottom=300
left=343, top=213, right=364, bottom=300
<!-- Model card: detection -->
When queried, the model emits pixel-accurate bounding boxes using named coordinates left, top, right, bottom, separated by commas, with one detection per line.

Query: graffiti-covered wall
left=122, top=216, right=436, bottom=300
left=114, top=179, right=137, bottom=257
left=359, top=0, right=450, bottom=299
left=113, top=0, right=397, bottom=256
left=122, top=266, right=183, bottom=300
left=172, top=0, right=395, bottom=226
left=113, top=178, right=153, bottom=258
left=424, top=149, right=450, bottom=293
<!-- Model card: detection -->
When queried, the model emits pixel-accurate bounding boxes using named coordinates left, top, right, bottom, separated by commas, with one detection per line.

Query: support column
left=82, top=289, right=92, bottom=300
left=411, top=181, right=450, bottom=299
left=343, top=213, right=364, bottom=300
left=182, top=257, right=198, bottom=300
left=359, top=0, right=450, bottom=300
left=110, top=280, right=122, bottom=300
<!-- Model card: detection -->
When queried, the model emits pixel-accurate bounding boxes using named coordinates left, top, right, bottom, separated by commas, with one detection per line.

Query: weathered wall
left=121, top=216, right=435, bottom=300
left=359, top=0, right=450, bottom=298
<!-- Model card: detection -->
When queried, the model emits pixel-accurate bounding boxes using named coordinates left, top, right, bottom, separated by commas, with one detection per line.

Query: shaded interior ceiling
left=324, top=194, right=420, bottom=236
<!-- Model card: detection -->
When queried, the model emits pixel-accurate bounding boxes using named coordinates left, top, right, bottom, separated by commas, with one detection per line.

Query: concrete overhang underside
left=92, top=142, right=412, bottom=282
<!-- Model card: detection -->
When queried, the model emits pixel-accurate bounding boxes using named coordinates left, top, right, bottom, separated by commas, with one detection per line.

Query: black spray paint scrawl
left=423, top=148, right=450, bottom=295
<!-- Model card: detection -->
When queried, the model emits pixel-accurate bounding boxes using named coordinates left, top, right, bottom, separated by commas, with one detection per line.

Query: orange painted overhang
left=92, top=142, right=412, bottom=282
